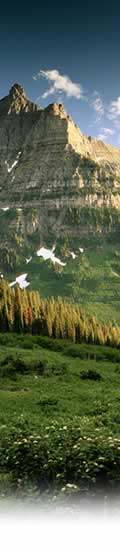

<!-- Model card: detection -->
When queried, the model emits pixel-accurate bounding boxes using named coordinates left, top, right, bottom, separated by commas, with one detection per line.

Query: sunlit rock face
left=0, top=83, right=40, bottom=114
left=0, top=83, right=120, bottom=256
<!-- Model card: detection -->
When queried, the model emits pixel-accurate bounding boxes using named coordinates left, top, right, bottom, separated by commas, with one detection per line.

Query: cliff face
left=0, top=83, right=120, bottom=258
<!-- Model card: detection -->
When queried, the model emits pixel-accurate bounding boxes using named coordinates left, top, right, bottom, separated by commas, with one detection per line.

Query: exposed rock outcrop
left=0, top=83, right=120, bottom=256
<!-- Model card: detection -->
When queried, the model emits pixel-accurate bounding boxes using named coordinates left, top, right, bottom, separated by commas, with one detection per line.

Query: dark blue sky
left=1, top=1, right=120, bottom=145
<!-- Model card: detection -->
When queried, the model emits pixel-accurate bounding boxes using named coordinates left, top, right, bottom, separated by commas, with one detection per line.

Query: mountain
left=0, top=83, right=120, bottom=323
left=0, top=83, right=40, bottom=114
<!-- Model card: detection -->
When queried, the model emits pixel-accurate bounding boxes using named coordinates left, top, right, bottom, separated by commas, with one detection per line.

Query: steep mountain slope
left=0, top=84, right=120, bottom=211
left=0, top=83, right=120, bottom=322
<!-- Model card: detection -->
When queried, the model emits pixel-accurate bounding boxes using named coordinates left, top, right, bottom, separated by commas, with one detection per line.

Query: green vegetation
left=0, top=279, right=120, bottom=347
left=5, top=238, right=120, bottom=326
left=0, top=205, right=120, bottom=324
left=0, top=333, right=120, bottom=499
left=0, top=205, right=120, bottom=502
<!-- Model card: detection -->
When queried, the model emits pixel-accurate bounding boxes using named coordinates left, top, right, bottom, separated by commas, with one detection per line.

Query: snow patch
left=1, top=207, right=9, bottom=212
left=26, top=257, right=32, bottom=264
left=10, top=273, right=30, bottom=289
left=52, top=245, right=56, bottom=253
left=70, top=252, right=77, bottom=260
left=37, top=246, right=66, bottom=267
left=5, top=159, right=18, bottom=173
left=5, top=151, right=21, bottom=175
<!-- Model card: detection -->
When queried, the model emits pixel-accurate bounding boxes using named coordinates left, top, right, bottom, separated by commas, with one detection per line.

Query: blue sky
left=1, top=1, right=120, bottom=146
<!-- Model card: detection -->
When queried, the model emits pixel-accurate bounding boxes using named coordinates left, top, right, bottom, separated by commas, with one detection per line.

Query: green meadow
left=6, top=237, right=120, bottom=325
left=0, top=333, right=120, bottom=500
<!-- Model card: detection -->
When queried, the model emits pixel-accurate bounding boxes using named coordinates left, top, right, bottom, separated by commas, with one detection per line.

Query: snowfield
left=10, top=273, right=30, bottom=289
left=37, top=246, right=66, bottom=266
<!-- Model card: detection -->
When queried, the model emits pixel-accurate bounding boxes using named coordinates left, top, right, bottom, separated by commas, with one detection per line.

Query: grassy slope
left=1, top=207, right=120, bottom=324
left=6, top=238, right=120, bottom=324
left=0, top=333, right=120, bottom=435
left=0, top=334, right=120, bottom=498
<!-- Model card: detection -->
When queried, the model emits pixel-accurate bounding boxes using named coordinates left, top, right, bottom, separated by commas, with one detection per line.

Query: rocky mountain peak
left=44, top=102, right=68, bottom=119
left=9, top=83, right=26, bottom=99
left=0, top=82, right=120, bottom=207
left=0, top=83, right=40, bottom=115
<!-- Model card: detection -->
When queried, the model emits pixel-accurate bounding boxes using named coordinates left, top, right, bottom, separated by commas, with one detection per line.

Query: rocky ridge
left=0, top=83, right=120, bottom=259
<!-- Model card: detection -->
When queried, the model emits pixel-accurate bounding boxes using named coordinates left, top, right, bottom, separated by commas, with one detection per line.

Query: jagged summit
left=44, top=102, right=68, bottom=119
left=9, top=83, right=26, bottom=97
left=0, top=84, right=68, bottom=120
left=0, top=82, right=40, bottom=115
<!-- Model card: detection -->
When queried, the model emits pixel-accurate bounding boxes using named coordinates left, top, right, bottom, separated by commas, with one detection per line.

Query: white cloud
left=42, top=85, right=55, bottom=98
left=101, top=127, right=114, bottom=135
left=97, top=133, right=107, bottom=141
left=32, top=69, right=82, bottom=99
left=108, top=96, right=120, bottom=120
left=97, top=127, right=114, bottom=142
left=91, top=91, right=104, bottom=120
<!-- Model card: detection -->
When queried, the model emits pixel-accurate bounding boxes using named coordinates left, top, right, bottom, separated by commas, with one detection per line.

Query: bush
left=0, top=364, right=17, bottom=379
left=51, top=362, right=67, bottom=376
left=36, top=360, right=47, bottom=375
left=0, top=355, right=30, bottom=377
left=13, top=357, right=30, bottom=374
left=80, top=369, right=102, bottom=381
left=0, top=355, right=17, bottom=378
left=1, top=420, right=120, bottom=498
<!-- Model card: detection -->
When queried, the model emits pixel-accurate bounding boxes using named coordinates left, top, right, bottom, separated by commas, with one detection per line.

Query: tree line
left=0, top=279, right=120, bottom=346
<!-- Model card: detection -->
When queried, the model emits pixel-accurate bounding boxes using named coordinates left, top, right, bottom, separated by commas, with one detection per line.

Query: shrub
left=80, top=369, right=102, bottom=381
left=13, top=357, right=29, bottom=375
left=1, top=420, right=120, bottom=498
left=0, top=364, right=17, bottom=379
left=36, top=360, right=47, bottom=375
left=51, top=362, right=67, bottom=376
